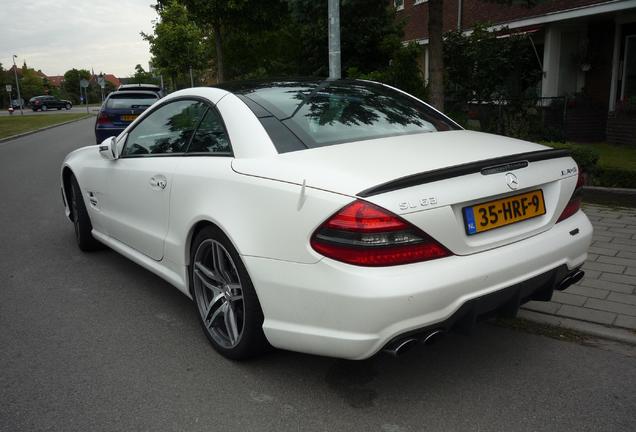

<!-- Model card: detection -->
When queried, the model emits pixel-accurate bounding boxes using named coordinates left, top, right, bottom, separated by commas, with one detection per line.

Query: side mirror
left=98, top=136, right=117, bottom=160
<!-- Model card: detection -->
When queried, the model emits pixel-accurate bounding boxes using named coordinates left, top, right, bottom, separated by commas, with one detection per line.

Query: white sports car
left=61, top=79, right=592, bottom=360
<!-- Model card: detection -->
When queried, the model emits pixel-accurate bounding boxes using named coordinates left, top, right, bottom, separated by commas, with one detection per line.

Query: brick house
left=393, top=0, right=636, bottom=143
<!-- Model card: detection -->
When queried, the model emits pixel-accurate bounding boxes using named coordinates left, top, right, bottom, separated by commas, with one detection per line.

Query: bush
left=541, top=142, right=601, bottom=179
left=346, top=43, right=427, bottom=100
left=593, top=168, right=636, bottom=189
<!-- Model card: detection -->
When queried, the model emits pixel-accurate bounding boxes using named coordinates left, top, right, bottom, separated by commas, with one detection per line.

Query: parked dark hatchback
left=95, top=90, right=158, bottom=143
left=30, top=95, right=72, bottom=111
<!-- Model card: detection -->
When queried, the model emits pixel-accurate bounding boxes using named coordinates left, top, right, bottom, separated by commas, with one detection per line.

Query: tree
left=132, top=64, right=159, bottom=84
left=63, top=68, right=91, bottom=104
left=288, top=0, right=403, bottom=77
left=427, top=0, right=542, bottom=110
left=142, top=1, right=208, bottom=89
left=19, top=69, right=45, bottom=101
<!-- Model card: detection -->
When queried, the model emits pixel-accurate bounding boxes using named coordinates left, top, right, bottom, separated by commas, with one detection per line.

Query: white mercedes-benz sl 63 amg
left=61, top=79, right=592, bottom=359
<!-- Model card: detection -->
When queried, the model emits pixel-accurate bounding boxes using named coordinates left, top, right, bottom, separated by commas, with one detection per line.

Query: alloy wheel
left=193, top=239, right=245, bottom=349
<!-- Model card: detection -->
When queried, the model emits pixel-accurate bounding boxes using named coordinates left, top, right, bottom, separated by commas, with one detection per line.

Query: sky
left=0, top=0, right=158, bottom=78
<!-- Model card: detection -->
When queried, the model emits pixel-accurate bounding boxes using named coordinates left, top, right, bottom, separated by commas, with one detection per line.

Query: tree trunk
left=213, top=25, right=224, bottom=83
left=428, top=0, right=444, bottom=111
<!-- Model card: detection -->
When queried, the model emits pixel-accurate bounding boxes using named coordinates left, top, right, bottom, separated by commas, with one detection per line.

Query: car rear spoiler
left=357, top=149, right=571, bottom=198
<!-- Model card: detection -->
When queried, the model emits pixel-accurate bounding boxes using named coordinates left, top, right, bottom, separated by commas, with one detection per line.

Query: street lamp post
left=328, top=0, right=341, bottom=79
left=12, top=55, right=24, bottom=115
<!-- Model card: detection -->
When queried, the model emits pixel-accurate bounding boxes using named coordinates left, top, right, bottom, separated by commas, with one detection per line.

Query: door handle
left=149, top=175, right=168, bottom=190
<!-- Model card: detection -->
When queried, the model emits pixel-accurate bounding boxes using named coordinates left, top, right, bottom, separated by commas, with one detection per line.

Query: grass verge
left=0, top=113, right=91, bottom=140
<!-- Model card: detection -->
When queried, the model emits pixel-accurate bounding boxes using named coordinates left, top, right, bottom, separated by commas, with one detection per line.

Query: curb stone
left=582, top=186, right=636, bottom=208
left=0, top=114, right=95, bottom=144
left=518, top=309, right=636, bottom=346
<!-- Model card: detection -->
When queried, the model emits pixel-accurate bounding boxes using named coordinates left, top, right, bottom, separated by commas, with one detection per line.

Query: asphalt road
left=1, top=118, right=635, bottom=432
left=0, top=105, right=99, bottom=116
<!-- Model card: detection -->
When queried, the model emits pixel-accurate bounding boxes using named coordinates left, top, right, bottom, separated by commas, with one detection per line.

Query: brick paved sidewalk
left=523, top=203, right=636, bottom=332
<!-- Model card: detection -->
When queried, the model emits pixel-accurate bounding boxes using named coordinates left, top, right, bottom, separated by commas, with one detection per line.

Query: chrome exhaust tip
left=557, top=269, right=585, bottom=291
left=383, top=338, right=418, bottom=357
left=422, top=329, right=445, bottom=345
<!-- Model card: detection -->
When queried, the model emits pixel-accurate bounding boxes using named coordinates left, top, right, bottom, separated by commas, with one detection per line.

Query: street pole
left=12, top=55, right=23, bottom=115
left=328, top=0, right=341, bottom=79
left=189, top=66, right=194, bottom=88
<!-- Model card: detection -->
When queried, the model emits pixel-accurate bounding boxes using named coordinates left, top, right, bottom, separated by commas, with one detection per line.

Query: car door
left=100, top=99, right=207, bottom=260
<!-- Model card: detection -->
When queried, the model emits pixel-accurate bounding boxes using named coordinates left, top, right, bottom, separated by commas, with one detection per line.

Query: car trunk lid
left=232, top=130, right=579, bottom=254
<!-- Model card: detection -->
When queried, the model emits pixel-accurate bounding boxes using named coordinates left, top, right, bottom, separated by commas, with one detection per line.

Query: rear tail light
left=557, top=171, right=585, bottom=223
left=96, top=112, right=111, bottom=125
left=310, top=200, right=452, bottom=266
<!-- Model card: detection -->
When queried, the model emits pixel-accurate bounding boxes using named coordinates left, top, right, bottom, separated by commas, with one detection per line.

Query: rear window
left=239, top=80, right=459, bottom=152
left=106, top=93, right=157, bottom=110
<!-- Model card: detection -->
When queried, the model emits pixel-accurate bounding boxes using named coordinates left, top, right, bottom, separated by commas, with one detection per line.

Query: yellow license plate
left=120, top=115, right=137, bottom=122
left=463, top=190, right=546, bottom=235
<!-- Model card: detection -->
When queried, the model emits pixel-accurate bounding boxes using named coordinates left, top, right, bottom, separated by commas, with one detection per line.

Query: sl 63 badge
left=399, top=197, right=438, bottom=211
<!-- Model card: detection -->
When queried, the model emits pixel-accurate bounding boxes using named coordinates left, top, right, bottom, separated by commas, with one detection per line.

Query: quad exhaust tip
left=383, top=329, right=445, bottom=357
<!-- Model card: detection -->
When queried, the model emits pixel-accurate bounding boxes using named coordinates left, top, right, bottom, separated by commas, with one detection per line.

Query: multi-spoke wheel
left=190, top=226, right=268, bottom=359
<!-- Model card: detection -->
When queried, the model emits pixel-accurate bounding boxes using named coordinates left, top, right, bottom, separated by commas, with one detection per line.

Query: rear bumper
left=244, top=210, right=593, bottom=359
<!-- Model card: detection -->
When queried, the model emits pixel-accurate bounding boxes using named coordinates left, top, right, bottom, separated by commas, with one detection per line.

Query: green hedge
left=542, top=142, right=600, bottom=176
left=593, top=167, right=636, bottom=189
left=541, top=142, right=636, bottom=189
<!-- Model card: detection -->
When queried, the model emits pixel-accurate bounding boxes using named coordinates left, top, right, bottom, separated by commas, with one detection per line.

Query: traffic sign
left=5, top=84, right=11, bottom=92
left=80, top=79, right=89, bottom=88
left=97, top=77, right=105, bottom=88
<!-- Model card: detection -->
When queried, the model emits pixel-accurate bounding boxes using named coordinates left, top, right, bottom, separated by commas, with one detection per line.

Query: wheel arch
left=62, top=166, right=76, bottom=221
left=183, top=218, right=248, bottom=296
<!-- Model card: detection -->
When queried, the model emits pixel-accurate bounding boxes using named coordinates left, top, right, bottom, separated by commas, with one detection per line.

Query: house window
left=414, top=0, right=428, bottom=5
left=621, top=35, right=636, bottom=100
left=394, top=0, right=404, bottom=11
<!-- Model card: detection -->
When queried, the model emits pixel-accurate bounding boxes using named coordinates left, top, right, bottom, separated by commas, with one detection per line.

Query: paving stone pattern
left=523, top=204, right=636, bottom=331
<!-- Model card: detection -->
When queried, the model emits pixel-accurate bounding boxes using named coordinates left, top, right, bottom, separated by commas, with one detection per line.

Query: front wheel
left=65, top=103, right=71, bottom=110
left=190, top=226, right=269, bottom=360
left=41, top=105, right=47, bottom=111
left=70, top=176, right=102, bottom=251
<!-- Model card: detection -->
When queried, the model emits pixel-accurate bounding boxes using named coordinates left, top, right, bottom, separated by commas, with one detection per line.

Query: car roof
left=214, top=77, right=325, bottom=95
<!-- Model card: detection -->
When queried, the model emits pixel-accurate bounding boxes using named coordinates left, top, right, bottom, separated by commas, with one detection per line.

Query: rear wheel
left=70, top=176, right=102, bottom=251
left=190, top=226, right=268, bottom=360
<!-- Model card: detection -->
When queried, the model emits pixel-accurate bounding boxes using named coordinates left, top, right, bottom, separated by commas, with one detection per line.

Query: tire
left=65, top=103, right=71, bottom=110
left=70, top=176, right=102, bottom=251
left=41, top=105, right=47, bottom=111
left=190, top=226, right=269, bottom=360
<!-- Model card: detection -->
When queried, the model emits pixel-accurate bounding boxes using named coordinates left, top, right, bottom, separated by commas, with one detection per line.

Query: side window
left=187, top=108, right=232, bottom=154
left=121, top=100, right=207, bottom=157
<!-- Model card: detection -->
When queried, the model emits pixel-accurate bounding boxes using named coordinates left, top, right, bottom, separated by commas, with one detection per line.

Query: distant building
left=47, top=75, right=65, bottom=88
left=394, top=0, right=636, bottom=143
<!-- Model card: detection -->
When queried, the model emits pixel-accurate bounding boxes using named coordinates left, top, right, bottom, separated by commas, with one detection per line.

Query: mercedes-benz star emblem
left=506, top=172, right=519, bottom=190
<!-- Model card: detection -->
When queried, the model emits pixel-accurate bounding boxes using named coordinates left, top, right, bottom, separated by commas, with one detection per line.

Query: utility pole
left=328, top=0, right=341, bottom=79
left=12, top=55, right=23, bottom=115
